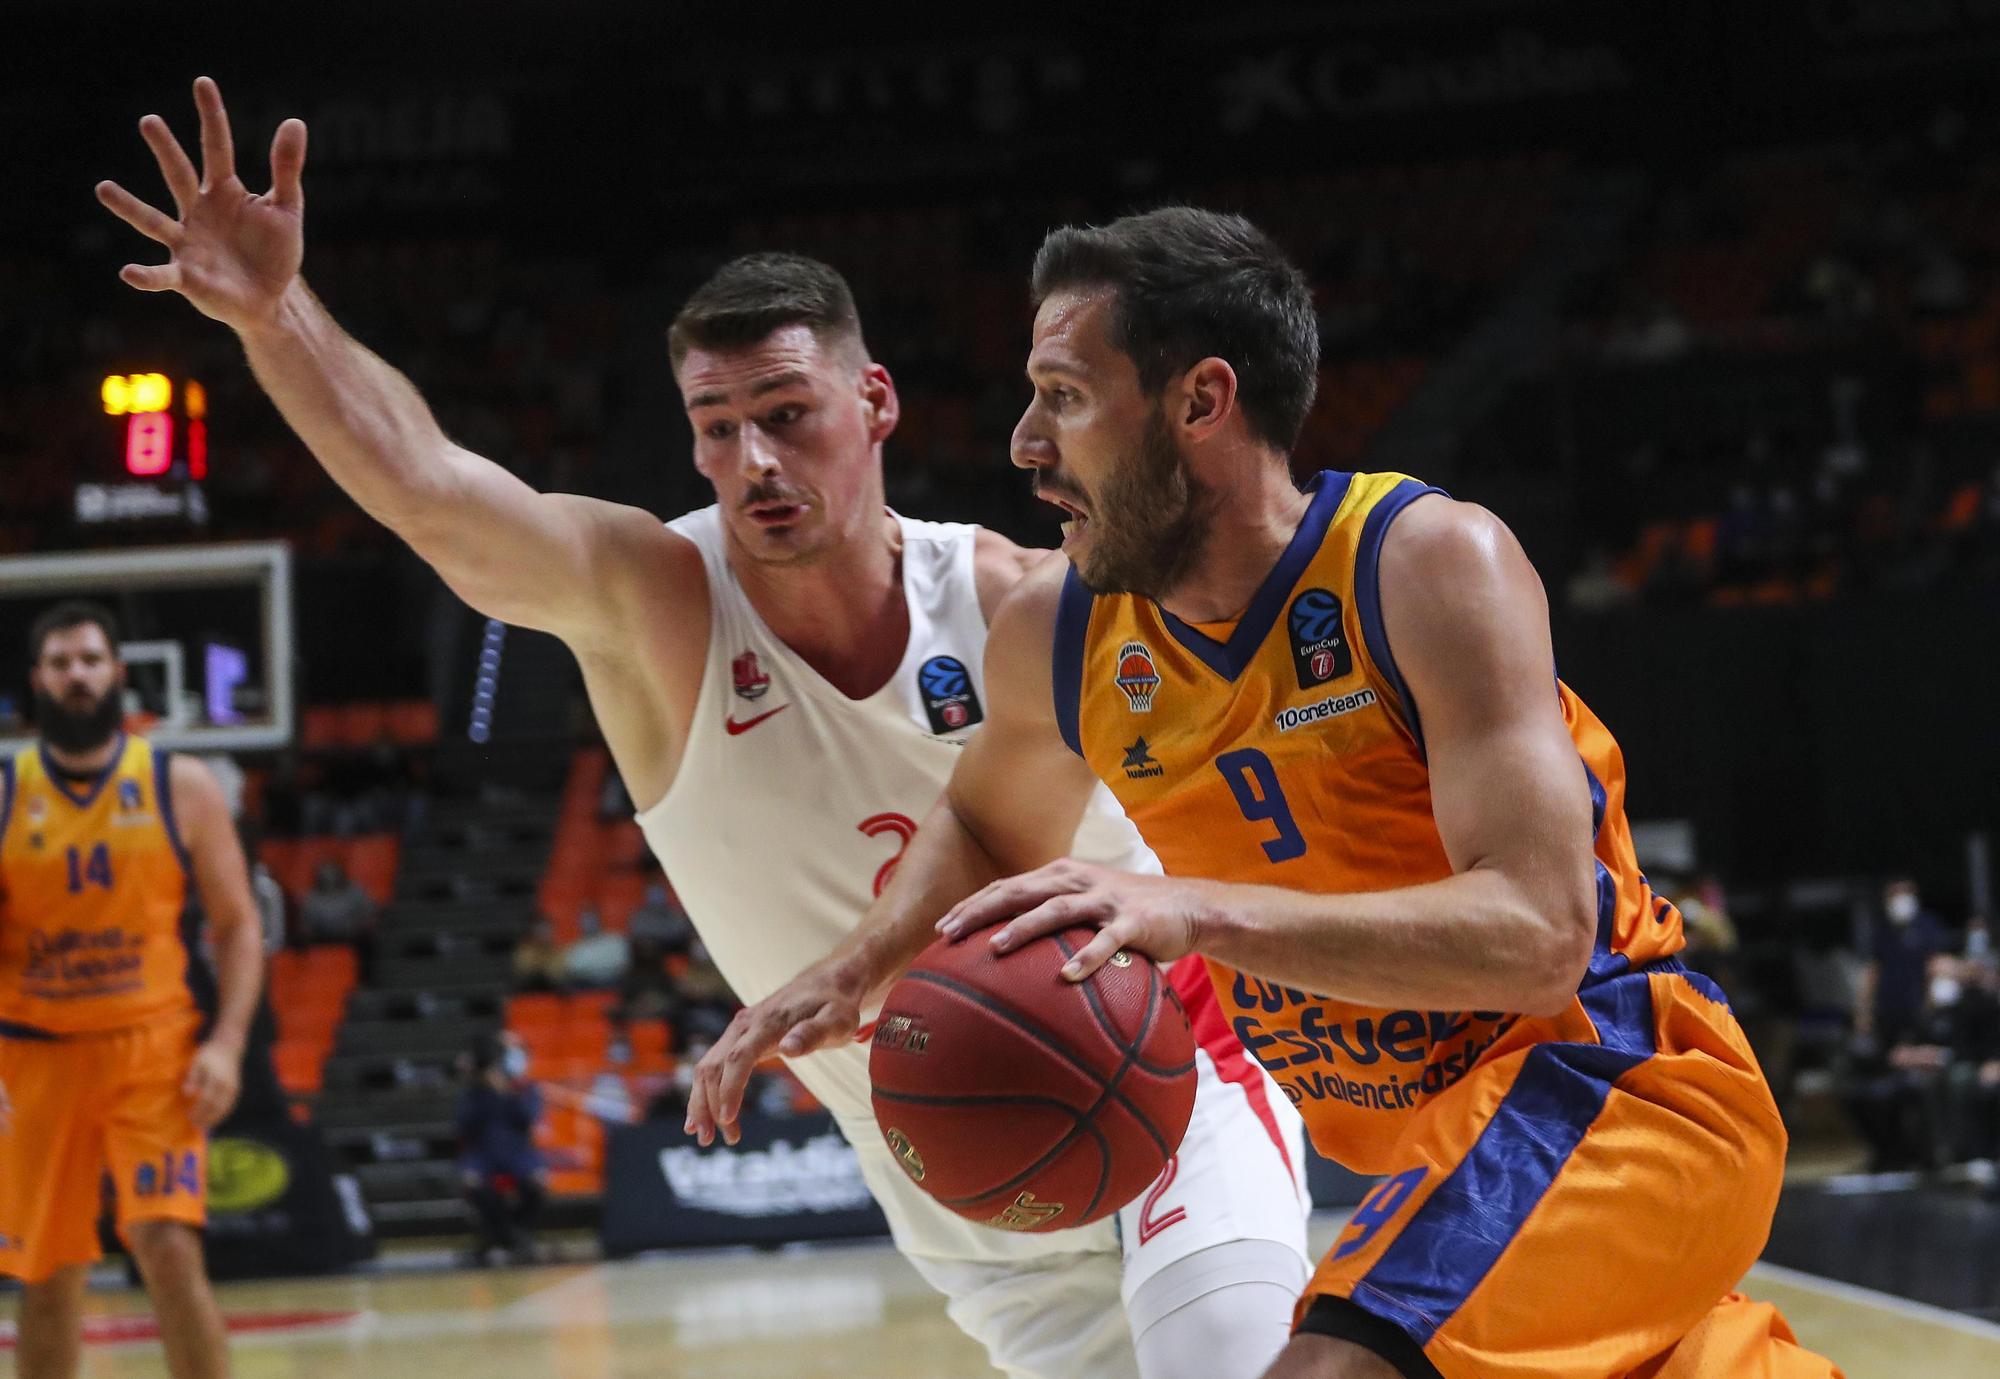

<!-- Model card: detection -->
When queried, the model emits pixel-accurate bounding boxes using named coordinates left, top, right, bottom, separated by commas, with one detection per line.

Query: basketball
left=867, top=926, right=1197, bottom=1233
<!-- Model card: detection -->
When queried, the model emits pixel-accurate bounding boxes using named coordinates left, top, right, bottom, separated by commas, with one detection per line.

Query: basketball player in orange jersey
left=97, top=78, right=1318, bottom=1379
left=0, top=603, right=264, bottom=1379
left=691, top=209, right=1846, bottom=1378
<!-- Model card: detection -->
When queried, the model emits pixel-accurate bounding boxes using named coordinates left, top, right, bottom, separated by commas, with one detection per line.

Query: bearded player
left=97, top=78, right=1312, bottom=1379
left=691, top=209, right=1846, bottom=1378
left=0, top=604, right=264, bottom=1379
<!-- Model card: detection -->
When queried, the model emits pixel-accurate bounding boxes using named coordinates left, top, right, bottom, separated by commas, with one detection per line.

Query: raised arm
left=95, top=77, right=669, bottom=648
left=683, top=557, right=1100, bottom=1144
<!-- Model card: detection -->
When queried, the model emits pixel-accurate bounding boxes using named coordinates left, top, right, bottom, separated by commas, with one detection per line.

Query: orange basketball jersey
left=0, top=733, right=196, bottom=1036
left=1054, top=470, right=1689, bottom=1174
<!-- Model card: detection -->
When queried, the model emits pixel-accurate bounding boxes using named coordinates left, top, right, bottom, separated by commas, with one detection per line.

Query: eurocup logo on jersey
left=1115, top=642, right=1161, bottom=713
left=1288, top=589, right=1352, bottom=689
left=731, top=650, right=771, bottom=702
left=917, top=655, right=984, bottom=734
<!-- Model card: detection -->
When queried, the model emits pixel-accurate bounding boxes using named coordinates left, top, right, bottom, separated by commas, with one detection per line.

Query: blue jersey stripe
left=0, top=756, right=14, bottom=840
left=1352, top=972, right=1658, bottom=1345
left=153, top=745, right=191, bottom=872
left=37, top=731, right=127, bottom=810
left=1156, top=471, right=1353, bottom=681
left=1052, top=567, right=1094, bottom=758
left=1353, top=480, right=1446, bottom=758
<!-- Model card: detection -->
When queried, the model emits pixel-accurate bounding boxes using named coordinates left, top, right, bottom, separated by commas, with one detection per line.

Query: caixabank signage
left=601, top=1110, right=888, bottom=1254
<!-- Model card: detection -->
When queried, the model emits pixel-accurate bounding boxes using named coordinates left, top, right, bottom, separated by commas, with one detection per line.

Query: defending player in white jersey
left=98, top=78, right=1310, bottom=1379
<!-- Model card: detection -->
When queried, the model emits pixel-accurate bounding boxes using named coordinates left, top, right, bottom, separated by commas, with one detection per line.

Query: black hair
left=1031, top=206, right=1319, bottom=452
left=669, top=252, right=867, bottom=369
left=28, top=600, right=121, bottom=664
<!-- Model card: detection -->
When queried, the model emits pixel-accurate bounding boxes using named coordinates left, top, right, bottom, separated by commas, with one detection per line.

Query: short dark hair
left=1031, top=206, right=1319, bottom=452
left=29, top=600, right=121, bottom=664
left=668, top=253, right=867, bottom=370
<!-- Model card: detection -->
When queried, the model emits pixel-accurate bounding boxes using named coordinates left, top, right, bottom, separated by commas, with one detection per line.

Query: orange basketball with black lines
left=867, top=926, right=1197, bottom=1232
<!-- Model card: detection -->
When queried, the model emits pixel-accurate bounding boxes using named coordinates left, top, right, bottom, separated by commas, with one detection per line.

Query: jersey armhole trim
left=1354, top=479, right=1447, bottom=761
left=0, top=756, right=13, bottom=840
left=154, top=745, right=192, bottom=872
left=1052, top=567, right=1094, bottom=758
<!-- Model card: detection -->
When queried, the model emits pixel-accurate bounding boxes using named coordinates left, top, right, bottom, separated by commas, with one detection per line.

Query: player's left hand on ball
left=936, top=861, right=1219, bottom=981
left=182, top=1039, right=242, bottom=1130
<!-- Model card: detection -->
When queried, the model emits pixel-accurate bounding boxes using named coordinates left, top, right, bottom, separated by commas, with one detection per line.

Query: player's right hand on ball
left=96, top=75, right=307, bottom=331
left=684, top=966, right=866, bottom=1147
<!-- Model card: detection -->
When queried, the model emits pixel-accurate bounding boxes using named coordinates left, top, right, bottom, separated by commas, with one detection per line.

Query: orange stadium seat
left=342, top=835, right=400, bottom=904
left=600, top=820, right=649, bottom=871
left=300, top=706, right=343, bottom=750
left=595, top=873, right=647, bottom=932
left=386, top=700, right=439, bottom=746
left=569, top=990, right=619, bottom=1020
left=507, top=993, right=566, bottom=1034
left=273, top=1040, right=328, bottom=1096
left=338, top=702, right=389, bottom=747
left=550, top=1020, right=611, bottom=1063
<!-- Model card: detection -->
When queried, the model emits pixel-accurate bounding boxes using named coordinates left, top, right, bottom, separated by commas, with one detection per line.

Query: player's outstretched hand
left=684, top=965, right=868, bottom=1148
left=936, top=859, right=1217, bottom=981
left=96, top=75, right=307, bottom=330
left=182, top=1038, right=243, bottom=1131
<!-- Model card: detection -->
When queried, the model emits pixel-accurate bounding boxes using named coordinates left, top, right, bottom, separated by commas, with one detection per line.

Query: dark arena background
left=3, top=1, right=1998, bottom=1374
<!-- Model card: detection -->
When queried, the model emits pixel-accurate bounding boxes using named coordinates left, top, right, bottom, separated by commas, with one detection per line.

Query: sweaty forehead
left=678, top=324, right=842, bottom=409
left=1028, top=288, right=1124, bottom=378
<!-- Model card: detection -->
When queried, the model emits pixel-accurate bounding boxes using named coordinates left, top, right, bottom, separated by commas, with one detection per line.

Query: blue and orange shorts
left=0, top=1009, right=207, bottom=1283
left=1296, top=963, right=1842, bottom=1378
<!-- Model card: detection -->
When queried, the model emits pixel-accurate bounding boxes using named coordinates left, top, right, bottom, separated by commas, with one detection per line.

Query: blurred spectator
left=583, top=1034, right=636, bottom=1124
left=1844, top=955, right=2000, bottom=1171
left=513, top=919, right=565, bottom=993
left=1566, top=547, right=1634, bottom=613
left=598, top=768, right=632, bottom=820
left=298, top=859, right=378, bottom=947
left=616, top=937, right=680, bottom=1025
left=240, top=827, right=288, bottom=957
left=457, top=1031, right=545, bottom=1265
left=645, top=1040, right=705, bottom=1123
left=1855, top=877, right=1951, bottom=1045
left=628, top=881, right=694, bottom=953
left=1965, top=915, right=1994, bottom=974
left=561, top=908, right=630, bottom=989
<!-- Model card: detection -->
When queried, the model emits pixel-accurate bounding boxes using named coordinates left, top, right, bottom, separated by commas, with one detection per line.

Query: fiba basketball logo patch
left=1288, top=589, right=1352, bottom=689
left=118, top=779, right=143, bottom=811
left=917, top=655, right=983, bottom=733
left=1115, top=642, right=1161, bottom=712
left=731, top=650, right=771, bottom=701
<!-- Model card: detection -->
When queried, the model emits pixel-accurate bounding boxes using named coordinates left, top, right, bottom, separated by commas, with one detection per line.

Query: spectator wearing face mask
left=457, top=1031, right=546, bottom=1265
left=1844, top=954, right=2000, bottom=1171
left=1855, top=877, right=1951, bottom=1046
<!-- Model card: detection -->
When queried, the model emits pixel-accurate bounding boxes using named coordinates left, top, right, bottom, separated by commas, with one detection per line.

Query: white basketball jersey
left=637, top=506, right=1156, bottom=1263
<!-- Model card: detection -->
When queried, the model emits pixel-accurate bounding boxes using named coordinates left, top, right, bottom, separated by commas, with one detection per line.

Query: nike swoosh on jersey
left=725, top=705, right=791, bottom=735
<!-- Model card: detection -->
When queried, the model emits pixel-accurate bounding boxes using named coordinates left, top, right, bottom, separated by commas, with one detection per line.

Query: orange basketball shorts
left=1295, top=961, right=1842, bottom=1378
left=0, top=1009, right=207, bottom=1283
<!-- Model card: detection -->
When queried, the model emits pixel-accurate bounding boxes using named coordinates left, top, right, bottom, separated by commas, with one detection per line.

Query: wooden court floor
left=4, top=1220, right=1996, bottom=1378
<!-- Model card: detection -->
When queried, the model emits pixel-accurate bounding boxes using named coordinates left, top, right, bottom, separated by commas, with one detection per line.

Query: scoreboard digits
left=101, top=373, right=207, bottom=480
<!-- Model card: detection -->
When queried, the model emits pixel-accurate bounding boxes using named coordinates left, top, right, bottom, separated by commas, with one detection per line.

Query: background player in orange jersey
left=693, top=209, right=1844, bottom=1378
left=0, top=603, right=264, bottom=1379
